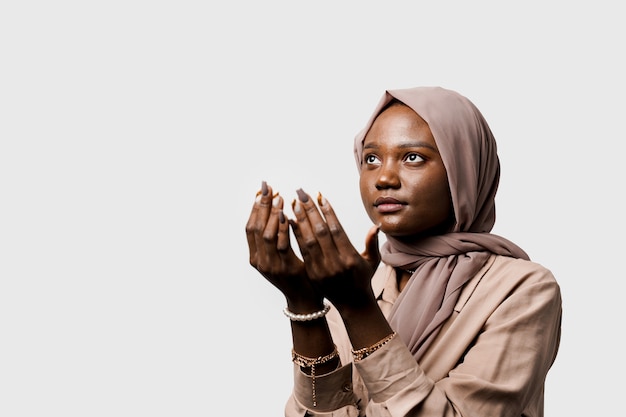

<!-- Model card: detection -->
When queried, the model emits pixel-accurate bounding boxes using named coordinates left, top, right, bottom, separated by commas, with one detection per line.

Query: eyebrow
left=363, top=141, right=438, bottom=152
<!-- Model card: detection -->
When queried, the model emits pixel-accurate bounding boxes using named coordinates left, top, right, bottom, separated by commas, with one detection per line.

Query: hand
left=245, top=182, right=323, bottom=308
left=289, top=189, right=381, bottom=312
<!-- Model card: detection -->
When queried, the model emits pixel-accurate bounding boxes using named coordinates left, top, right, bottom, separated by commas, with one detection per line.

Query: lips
left=374, top=197, right=404, bottom=206
left=374, top=197, right=406, bottom=213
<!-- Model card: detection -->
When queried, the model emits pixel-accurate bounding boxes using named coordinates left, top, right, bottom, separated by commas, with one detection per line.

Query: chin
left=378, top=223, right=412, bottom=237
left=378, top=221, right=440, bottom=240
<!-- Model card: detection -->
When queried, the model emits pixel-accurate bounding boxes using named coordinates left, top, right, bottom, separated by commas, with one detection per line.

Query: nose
left=375, top=161, right=401, bottom=190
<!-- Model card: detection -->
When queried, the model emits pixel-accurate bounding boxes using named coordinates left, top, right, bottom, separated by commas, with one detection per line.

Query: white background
left=1, top=1, right=624, bottom=415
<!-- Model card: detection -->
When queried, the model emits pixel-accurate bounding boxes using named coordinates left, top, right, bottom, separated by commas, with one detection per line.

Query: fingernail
left=317, top=192, right=326, bottom=206
left=279, top=210, right=285, bottom=224
left=261, top=181, right=268, bottom=196
left=292, top=198, right=302, bottom=214
left=272, top=195, right=281, bottom=208
left=296, top=188, right=309, bottom=203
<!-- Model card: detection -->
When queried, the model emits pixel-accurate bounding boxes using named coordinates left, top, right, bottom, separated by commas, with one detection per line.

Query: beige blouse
left=285, top=254, right=562, bottom=417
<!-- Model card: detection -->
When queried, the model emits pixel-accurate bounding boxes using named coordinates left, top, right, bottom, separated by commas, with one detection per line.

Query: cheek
left=359, top=174, right=377, bottom=217
left=428, top=176, right=453, bottom=220
left=409, top=172, right=452, bottom=216
left=359, top=175, right=371, bottom=205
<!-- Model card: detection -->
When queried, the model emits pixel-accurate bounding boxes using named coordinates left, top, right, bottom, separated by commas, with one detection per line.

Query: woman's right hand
left=288, top=189, right=381, bottom=313
left=245, top=181, right=324, bottom=310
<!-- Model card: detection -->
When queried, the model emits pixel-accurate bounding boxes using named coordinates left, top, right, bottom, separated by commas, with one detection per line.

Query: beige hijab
left=353, top=86, right=529, bottom=360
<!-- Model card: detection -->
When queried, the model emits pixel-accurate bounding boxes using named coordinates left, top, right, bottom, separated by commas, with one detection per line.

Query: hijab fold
left=353, top=87, right=529, bottom=360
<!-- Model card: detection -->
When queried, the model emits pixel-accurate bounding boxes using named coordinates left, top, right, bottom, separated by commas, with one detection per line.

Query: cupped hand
left=245, top=182, right=323, bottom=308
left=289, top=188, right=381, bottom=311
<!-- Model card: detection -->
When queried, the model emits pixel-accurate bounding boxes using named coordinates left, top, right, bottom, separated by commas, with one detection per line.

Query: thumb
left=362, top=223, right=381, bottom=270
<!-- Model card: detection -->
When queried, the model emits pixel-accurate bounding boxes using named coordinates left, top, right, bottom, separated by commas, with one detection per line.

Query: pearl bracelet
left=283, top=300, right=331, bottom=321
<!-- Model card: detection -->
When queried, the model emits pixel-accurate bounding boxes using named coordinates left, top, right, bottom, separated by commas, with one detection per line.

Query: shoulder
left=487, top=255, right=559, bottom=287
left=472, top=255, right=561, bottom=306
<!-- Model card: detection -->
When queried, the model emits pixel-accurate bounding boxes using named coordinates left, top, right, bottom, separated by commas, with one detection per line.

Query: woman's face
left=359, top=103, right=453, bottom=239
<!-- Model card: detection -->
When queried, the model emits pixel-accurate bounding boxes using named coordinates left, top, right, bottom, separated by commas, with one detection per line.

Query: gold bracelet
left=351, top=332, right=397, bottom=362
left=292, top=346, right=339, bottom=407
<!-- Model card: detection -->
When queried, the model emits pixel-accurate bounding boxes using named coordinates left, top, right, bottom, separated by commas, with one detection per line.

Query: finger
left=260, top=193, right=304, bottom=271
left=261, top=192, right=283, bottom=247
left=298, top=188, right=339, bottom=255
left=260, top=193, right=290, bottom=261
left=288, top=218, right=304, bottom=255
left=246, top=181, right=273, bottom=267
left=316, top=192, right=355, bottom=257
left=291, top=189, right=330, bottom=264
left=289, top=217, right=315, bottom=268
left=245, top=184, right=265, bottom=260
left=245, top=181, right=271, bottom=233
left=276, top=209, right=291, bottom=252
left=362, top=223, right=381, bottom=270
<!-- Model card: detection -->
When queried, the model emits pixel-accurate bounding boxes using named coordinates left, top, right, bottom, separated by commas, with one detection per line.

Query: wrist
left=332, top=292, right=377, bottom=318
left=284, top=300, right=331, bottom=322
left=285, top=296, right=326, bottom=314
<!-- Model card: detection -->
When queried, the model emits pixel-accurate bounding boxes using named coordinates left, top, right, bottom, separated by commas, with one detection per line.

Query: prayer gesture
left=246, top=181, right=381, bottom=312
left=289, top=188, right=381, bottom=312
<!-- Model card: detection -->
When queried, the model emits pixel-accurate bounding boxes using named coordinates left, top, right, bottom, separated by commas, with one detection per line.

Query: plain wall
left=1, top=1, right=624, bottom=415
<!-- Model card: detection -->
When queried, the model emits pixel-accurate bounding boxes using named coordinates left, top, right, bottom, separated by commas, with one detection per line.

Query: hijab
left=353, top=86, right=530, bottom=360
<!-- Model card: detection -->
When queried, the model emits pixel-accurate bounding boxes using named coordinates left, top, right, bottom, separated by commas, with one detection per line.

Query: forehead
left=363, top=103, right=436, bottom=147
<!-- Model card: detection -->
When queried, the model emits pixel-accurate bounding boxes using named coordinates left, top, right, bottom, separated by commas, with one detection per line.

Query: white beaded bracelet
left=283, top=300, right=331, bottom=321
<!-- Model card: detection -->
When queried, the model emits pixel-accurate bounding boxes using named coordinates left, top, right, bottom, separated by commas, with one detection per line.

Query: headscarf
left=353, top=86, right=530, bottom=360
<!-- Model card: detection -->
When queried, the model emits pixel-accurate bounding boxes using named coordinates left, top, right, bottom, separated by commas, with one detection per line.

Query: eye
left=364, top=154, right=381, bottom=165
left=405, top=153, right=425, bottom=163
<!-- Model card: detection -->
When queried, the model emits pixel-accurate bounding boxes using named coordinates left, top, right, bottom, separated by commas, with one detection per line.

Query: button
left=342, top=383, right=353, bottom=392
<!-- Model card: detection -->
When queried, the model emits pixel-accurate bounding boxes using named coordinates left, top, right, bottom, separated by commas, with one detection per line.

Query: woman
left=245, top=86, right=562, bottom=416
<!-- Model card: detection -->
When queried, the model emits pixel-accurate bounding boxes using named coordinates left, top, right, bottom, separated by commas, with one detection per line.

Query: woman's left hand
left=289, top=189, right=381, bottom=312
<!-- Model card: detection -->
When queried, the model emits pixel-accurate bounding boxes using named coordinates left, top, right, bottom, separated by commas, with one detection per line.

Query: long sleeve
left=356, top=262, right=561, bottom=416
left=285, top=255, right=562, bottom=417
left=285, top=363, right=361, bottom=416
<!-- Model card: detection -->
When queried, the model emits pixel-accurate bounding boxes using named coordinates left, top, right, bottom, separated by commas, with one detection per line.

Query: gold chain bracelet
left=351, top=332, right=397, bottom=362
left=292, top=346, right=339, bottom=407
